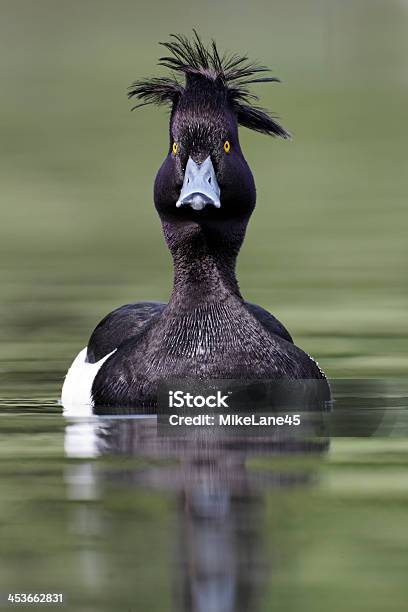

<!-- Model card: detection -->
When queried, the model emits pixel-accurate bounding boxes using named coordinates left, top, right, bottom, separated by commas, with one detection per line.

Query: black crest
left=128, top=32, right=290, bottom=138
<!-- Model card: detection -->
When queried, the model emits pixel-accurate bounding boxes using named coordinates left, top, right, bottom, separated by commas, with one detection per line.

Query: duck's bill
left=176, top=156, right=221, bottom=211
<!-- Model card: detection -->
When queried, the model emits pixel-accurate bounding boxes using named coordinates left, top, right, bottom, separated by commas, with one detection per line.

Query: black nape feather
left=128, top=31, right=291, bottom=138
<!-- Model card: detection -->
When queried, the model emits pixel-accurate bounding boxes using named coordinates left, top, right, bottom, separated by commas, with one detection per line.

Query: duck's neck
left=162, top=220, right=246, bottom=312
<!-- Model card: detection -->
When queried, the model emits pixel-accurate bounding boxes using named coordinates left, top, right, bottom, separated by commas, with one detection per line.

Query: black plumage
left=83, top=33, right=328, bottom=409
left=128, top=31, right=291, bottom=138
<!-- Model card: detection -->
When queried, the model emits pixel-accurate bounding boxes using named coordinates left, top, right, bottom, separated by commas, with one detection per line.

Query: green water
left=1, top=399, right=408, bottom=612
left=1, top=0, right=408, bottom=610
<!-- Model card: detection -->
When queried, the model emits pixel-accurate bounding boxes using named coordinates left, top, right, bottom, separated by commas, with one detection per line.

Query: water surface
left=1, top=377, right=408, bottom=611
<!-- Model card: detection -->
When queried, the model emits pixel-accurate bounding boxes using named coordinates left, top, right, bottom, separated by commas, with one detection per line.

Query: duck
left=62, top=32, right=328, bottom=411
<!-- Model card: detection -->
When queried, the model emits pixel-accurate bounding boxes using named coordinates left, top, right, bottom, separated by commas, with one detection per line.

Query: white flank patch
left=61, top=347, right=116, bottom=416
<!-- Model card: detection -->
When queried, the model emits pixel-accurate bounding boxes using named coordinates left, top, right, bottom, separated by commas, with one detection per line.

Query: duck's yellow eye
left=172, top=142, right=178, bottom=155
left=223, top=140, right=231, bottom=154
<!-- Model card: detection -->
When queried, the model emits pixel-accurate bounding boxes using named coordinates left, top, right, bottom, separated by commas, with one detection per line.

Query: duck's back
left=86, top=301, right=165, bottom=363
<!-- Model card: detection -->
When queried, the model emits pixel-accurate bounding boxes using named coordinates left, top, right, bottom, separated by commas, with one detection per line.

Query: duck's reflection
left=64, top=417, right=328, bottom=612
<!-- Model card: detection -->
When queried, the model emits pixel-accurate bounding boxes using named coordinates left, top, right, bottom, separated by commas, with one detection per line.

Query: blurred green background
left=1, top=0, right=407, bottom=382
left=1, top=4, right=408, bottom=611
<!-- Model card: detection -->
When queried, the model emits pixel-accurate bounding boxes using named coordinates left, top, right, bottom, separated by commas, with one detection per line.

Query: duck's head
left=128, top=32, right=290, bottom=231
